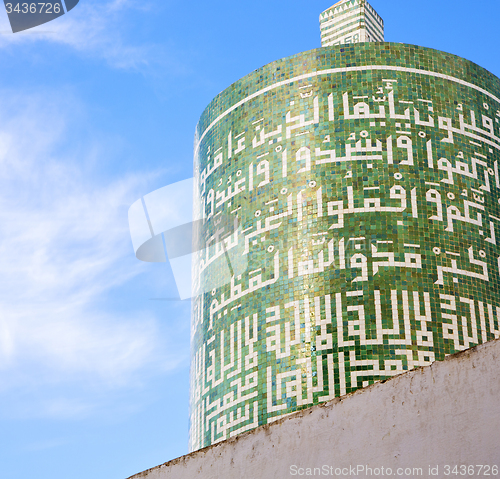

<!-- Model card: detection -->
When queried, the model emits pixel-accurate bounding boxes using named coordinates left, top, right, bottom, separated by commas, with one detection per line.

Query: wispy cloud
left=0, top=0, right=177, bottom=70
left=0, top=88, right=188, bottom=417
left=25, top=437, right=70, bottom=452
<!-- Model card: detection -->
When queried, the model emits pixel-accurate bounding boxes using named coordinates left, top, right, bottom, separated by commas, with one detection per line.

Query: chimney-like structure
left=320, top=0, right=384, bottom=47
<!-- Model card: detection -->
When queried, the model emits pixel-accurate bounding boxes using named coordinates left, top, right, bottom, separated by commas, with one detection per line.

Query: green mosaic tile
left=189, top=41, right=500, bottom=451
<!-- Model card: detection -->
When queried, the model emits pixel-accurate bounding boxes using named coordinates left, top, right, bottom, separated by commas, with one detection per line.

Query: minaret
left=129, top=0, right=500, bottom=454
left=320, top=0, right=384, bottom=47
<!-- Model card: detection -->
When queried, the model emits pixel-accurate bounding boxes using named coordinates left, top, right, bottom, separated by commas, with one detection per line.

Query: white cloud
left=0, top=0, right=166, bottom=70
left=0, top=88, right=188, bottom=414
left=25, top=437, right=70, bottom=452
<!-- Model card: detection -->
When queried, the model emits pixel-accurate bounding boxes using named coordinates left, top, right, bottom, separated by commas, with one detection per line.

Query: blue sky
left=0, top=1, right=498, bottom=478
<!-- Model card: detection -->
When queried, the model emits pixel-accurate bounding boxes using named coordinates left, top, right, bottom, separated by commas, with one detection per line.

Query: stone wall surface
left=129, top=338, right=500, bottom=479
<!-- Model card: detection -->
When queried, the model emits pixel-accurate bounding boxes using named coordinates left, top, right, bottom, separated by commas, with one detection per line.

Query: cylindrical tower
left=189, top=42, right=500, bottom=451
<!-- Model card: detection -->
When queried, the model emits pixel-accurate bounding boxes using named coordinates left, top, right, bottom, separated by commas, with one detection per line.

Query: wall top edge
left=128, top=338, right=500, bottom=479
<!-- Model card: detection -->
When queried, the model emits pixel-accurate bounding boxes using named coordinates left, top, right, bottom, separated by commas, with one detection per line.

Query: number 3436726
left=5, top=3, right=62, bottom=14
left=444, top=465, right=499, bottom=476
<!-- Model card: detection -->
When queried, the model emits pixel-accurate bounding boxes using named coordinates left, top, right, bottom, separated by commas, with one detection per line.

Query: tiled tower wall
left=189, top=43, right=500, bottom=451
left=320, top=0, right=384, bottom=47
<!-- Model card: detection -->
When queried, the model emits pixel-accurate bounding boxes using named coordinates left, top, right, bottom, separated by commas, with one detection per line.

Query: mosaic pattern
left=189, top=42, right=500, bottom=452
left=320, top=0, right=384, bottom=47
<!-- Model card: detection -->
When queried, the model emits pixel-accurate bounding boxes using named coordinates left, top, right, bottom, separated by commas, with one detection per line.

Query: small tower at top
left=320, top=0, right=384, bottom=47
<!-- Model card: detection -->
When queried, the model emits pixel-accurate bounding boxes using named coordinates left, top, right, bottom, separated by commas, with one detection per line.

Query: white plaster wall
left=129, top=339, right=500, bottom=479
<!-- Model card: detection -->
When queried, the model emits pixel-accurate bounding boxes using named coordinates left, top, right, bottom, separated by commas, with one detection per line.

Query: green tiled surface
left=189, top=43, right=500, bottom=451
